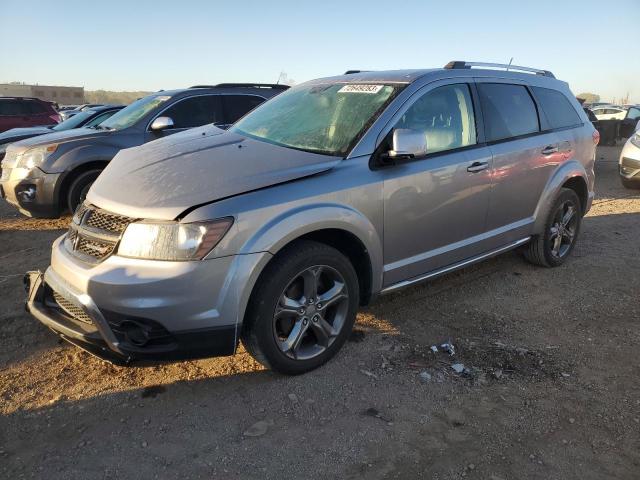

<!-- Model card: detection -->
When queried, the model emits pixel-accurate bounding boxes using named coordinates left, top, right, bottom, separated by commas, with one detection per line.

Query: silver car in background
left=26, top=61, right=598, bottom=374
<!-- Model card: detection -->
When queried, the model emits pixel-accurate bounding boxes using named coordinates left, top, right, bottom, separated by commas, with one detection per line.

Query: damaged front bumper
left=24, top=268, right=237, bottom=365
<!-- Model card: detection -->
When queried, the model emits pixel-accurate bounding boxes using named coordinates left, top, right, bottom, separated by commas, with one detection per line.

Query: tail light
left=592, top=130, right=600, bottom=145
left=49, top=114, right=61, bottom=123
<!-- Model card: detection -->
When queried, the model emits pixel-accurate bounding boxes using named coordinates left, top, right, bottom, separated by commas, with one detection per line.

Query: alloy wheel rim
left=273, top=265, right=349, bottom=360
left=549, top=200, right=578, bottom=258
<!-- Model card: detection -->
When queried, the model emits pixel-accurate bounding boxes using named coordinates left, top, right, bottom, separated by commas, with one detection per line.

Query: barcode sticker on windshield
left=338, top=84, right=383, bottom=94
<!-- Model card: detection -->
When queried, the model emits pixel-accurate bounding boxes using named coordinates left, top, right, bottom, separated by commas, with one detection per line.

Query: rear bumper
left=0, top=167, right=61, bottom=218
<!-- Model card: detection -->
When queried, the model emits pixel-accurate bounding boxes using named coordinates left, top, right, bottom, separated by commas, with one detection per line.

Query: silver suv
left=26, top=61, right=597, bottom=374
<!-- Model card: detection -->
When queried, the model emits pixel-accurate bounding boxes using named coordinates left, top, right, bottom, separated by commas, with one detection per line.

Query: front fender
left=43, top=144, right=118, bottom=174
left=238, top=203, right=384, bottom=294
left=532, top=159, right=590, bottom=234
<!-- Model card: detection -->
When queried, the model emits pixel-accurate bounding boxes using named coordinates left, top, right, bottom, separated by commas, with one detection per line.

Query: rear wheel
left=524, top=188, right=582, bottom=267
left=241, top=240, right=359, bottom=375
left=66, top=169, right=101, bottom=213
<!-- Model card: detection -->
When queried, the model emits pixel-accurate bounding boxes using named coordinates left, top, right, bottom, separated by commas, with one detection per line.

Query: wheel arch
left=532, top=160, right=591, bottom=234
left=57, top=160, right=110, bottom=212
left=231, top=205, right=383, bottom=335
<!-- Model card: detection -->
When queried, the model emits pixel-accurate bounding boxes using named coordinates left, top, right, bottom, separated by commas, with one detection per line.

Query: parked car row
left=0, top=83, right=287, bottom=217
left=11, top=61, right=605, bottom=375
left=0, top=105, right=124, bottom=161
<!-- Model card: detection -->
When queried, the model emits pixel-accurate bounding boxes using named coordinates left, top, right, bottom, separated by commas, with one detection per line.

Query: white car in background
left=619, top=127, right=640, bottom=189
left=592, top=106, right=627, bottom=120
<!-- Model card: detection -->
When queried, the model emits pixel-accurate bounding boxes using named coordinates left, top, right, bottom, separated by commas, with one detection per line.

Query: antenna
left=507, top=57, right=514, bottom=71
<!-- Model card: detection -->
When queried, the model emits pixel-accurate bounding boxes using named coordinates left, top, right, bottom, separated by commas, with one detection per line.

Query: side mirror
left=388, top=129, right=428, bottom=160
left=150, top=116, right=174, bottom=131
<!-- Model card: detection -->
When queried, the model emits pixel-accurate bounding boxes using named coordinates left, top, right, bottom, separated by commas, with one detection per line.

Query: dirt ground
left=0, top=145, right=638, bottom=480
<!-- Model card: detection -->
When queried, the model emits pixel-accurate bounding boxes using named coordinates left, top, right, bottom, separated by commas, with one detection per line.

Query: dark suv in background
left=0, top=97, right=60, bottom=133
left=0, top=83, right=287, bottom=217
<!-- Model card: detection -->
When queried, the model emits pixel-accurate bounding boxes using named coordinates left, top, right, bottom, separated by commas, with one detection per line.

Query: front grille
left=53, top=292, right=92, bottom=325
left=65, top=203, right=135, bottom=263
left=85, top=209, right=130, bottom=234
left=76, top=237, right=114, bottom=259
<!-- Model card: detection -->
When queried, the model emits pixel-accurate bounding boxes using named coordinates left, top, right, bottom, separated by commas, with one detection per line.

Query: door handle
left=541, top=145, right=559, bottom=155
left=467, top=161, right=489, bottom=173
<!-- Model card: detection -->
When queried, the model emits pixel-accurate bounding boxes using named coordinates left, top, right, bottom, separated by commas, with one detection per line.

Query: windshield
left=231, top=83, right=402, bottom=156
left=99, top=95, right=171, bottom=131
left=52, top=110, right=93, bottom=131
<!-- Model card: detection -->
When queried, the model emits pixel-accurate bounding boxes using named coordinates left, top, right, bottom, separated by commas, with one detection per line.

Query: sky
left=1, top=0, right=638, bottom=102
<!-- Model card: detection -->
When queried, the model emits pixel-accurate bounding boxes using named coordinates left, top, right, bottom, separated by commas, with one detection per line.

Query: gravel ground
left=0, top=145, right=639, bottom=479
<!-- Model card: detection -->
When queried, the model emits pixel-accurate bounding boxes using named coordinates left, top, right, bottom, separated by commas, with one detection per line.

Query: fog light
left=17, top=185, right=36, bottom=202
left=120, top=321, right=150, bottom=347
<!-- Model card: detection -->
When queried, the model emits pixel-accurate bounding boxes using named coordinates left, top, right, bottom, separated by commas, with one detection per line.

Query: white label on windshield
left=338, top=84, right=383, bottom=94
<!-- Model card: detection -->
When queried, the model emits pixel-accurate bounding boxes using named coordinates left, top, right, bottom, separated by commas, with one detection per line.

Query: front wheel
left=524, top=188, right=582, bottom=267
left=241, top=240, right=359, bottom=375
left=66, top=169, right=102, bottom=213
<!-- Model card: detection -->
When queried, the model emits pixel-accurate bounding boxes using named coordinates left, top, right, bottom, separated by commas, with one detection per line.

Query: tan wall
left=0, top=84, right=85, bottom=104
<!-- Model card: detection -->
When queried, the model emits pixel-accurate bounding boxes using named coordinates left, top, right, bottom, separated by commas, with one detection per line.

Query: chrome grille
left=85, top=209, right=130, bottom=234
left=53, top=292, right=92, bottom=325
left=65, top=203, right=134, bottom=263
left=76, top=237, right=114, bottom=259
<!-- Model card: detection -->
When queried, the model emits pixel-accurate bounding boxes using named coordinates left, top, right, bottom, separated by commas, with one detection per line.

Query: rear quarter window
left=477, top=84, right=539, bottom=142
left=532, top=87, right=581, bottom=129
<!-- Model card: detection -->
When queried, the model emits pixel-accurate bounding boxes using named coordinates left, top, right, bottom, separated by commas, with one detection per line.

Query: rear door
left=477, top=81, right=562, bottom=245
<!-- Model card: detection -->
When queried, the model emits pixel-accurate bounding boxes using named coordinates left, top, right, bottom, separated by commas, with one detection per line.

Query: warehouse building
left=0, top=83, right=84, bottom=105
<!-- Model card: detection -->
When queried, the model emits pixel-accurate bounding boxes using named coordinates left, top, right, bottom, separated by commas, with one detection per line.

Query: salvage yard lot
left=0, top=145, right=638, bottom=479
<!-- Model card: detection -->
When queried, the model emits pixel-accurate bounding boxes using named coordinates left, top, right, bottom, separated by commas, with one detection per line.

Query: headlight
left=631, top=132, right=640, bottom=148
left=15, top=144, right=58, bottom=170
left=117, top=217, right=233, bottom=261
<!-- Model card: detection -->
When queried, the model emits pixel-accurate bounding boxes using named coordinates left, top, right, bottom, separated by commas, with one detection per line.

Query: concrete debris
left=451, top=363, right=465, bottom=374
left=419, top=371, right=432, bottom=383
left=440, top=342, right=456, bottom=356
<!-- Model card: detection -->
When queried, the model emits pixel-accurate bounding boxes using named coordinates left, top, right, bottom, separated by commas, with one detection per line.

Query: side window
left=478, top=83, right=539, bottom=142
left=393, top=84, right=477, bottom=155
left=161, top=95, right=223, bottom=129
left=627, top=108, right=640, bottom=121
left=85, top=110, right=116, bottom=127
left=0, top=100, right=25, bottom=116
left=532, top=87, right=581, bottom=129
left=222, top=95, right=265, bottom=124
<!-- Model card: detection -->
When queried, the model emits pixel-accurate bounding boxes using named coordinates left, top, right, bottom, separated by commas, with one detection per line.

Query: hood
left=0, top=127, right=54, bottom=144
left=88, top=125, right=341, bottom=220
left=12, top=127, right=111, bottom=149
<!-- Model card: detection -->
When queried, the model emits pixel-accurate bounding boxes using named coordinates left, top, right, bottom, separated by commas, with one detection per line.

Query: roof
left=310, top=62, right=563, bottom=87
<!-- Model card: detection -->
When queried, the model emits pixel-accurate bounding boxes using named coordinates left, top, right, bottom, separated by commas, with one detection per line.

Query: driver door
left=379, top=81, right=493, bottom=286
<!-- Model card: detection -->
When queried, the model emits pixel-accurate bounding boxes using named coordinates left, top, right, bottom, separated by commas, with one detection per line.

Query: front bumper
left=0, top=166, right=62, bottom=217
left=619, top=138, right=640, bottom=181
left=26, top=237, right=272, bottom=364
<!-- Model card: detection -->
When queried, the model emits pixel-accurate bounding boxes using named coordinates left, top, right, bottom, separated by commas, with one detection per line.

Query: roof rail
left=344, top=70, right=371, bottom=75
left=444, top=61, right=555, bottom=78
left=190, top=83, right=289, bottom=90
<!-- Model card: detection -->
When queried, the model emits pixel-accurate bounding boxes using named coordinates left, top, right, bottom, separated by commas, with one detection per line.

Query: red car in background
left=0, top=97, right=60, bottom=133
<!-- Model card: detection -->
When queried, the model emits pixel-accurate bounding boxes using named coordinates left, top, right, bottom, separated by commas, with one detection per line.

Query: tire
left=241, top=240, right=360, bottom=375
left=524, top=188, right=582, bottom=268
left=66, top=169, right=102, bottom=213
left=620, top=177, right=640, bottom=189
